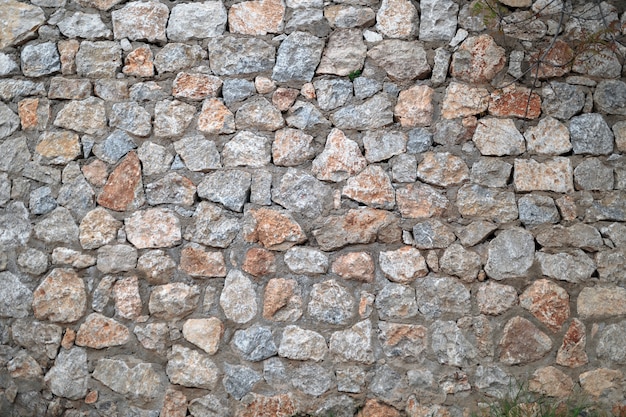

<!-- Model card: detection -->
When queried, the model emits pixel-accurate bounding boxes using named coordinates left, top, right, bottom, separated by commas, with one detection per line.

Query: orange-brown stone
left=499, top=316, right=552, bottom=365
left=242, top=247, right=276, bottom=278
left=113, top=276, right=142, bottom=320
left=244, top=208, right=307, bottom=250
left=84, top=391, right=98, bottom=404
left=357, top=399, right=400, bottom=417
left=263, top=278, right=297, bottom=320
left=529, top=366, right=574, bottom=398
left=519, top=279, right=569, bottom=333
left=530, top=39, right=573, bottom=79
left=396, top=182, right=449, bottom=219
left=82, top=159, right=109, bottom=187
left=332, top=252, right=375, bottom=282
left=197, top=98, right=236, bottom=134
left=61, top=328, right=76, bottom=349
left=75, top=313, right=130, bottom=349
left=342, top=165, right=395, bottom=210
left=159, top=389, right=187, bottom=417
left=579, top=369, right=623, bottom=399
left=97, top=151, right=144, bottom=212
left=179, top=244, right=226, bottom=278
left=272, top=87, right=299, bottom=112
left=556, top=319, right=588, bottom=368
left=122, top=45, right=154, bottom=77
left=441, top=82, right=489, bottom=119
left=36, top=131, right=81, bottom=164
left=450, top=34, right=506, bottom=83
left=173, top=72, right=222, bottom=100
left=394, top=85, right=433, bottom=127
left=18, top=97, right=49, bottom=131
left=489, top=84, right=541, bottom=119
left=58, top=39, right=79, bottom=75
left=237, top=393, right=297, bottom=417
left=33, top=268, right=87, bottom=323
left=228, top=0, right=285, bottom=36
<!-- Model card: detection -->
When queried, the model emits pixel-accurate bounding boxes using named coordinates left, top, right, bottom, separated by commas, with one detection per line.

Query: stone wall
left=1, top=0, right=626, bottom=415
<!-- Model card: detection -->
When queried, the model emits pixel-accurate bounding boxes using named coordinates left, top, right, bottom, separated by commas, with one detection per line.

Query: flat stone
left=412, top=219, right=456, bottom=249
left=96, top=244, right=137, bottom=273
left=535, top=223, right=603, bottom=251
left=57, top=11, right=111, bottom=39
left=556, top=319, right=588, bottom=368
left=154, top=100, right=196, bottom=138
left=79, top=208, right=121, bottom=250
left=272, top=128, right=316, bottom=167
left=525, top=117, right=571, bottom=155
left=376, top=0, right=418, bottom=38
left=167, top=345, right=219, bottom=389
left=220, top=270, right=257, bottom=324
left=578, top=286, right=626, bottom=319
left=145, top=172, right=196, bottom=207
left=172, top=73, right=222, bottom=101
left=363, top=130, right=407, bottom=163
left=541, top=82, right=585, bottom=120
left=94, top=79, right=129, bottom=100
left=0, top=272, right=33, bottom=318
left=477, top=281, right=518, bottom=315
left=0, top=0, right=45, bottom=49
left=97, top=151, right=144, bottom=212
left=585, top=192, right=626, bottom=222
left=34, top=207, right=79, bottom=244
left=112, top=1, right=168, bottom=42
left=284, top=247, right=328, bottom=275
left=569, top=113, right=614, bottom=155
left=518, top=194, right=560, bottom=227
left=154, top=43, right=206, bottom=74
left=237, top=393, right=297, bottom=417
left=285, top=8, right=330, bottom=36
left=54, top=97, right=107, bottom=135
left=440, top=244, right=481, bottom=282
left=278, top=325, right=326, bottom=361
left=529, top=366, right=574, bottom=398
left=473, top=118, right=525, bottom=156
left=198, top=170, right=251, bottom=212
left=149, top=283, right=200, bottom=320
left=75, top=41, right=122, bottom=78
left=312, top=128, right=366, bottom=181
left=329, top=320, right=374, bottom=363
left=441, top=82, right=489, bottom=119
left=173, top=136, right=221, bottom=172
left=179, top=244, right=226, bottom=278
left=580, top=368, right=623, bottom=399
left=75, top=313, right=129, bottom=349
left=285, top=100, right=330, bottom=130
left=48, top=78, right=91, bottom=101
left=223, top=131, right=271, bottom=168
left=44, top=347, right=88, bottom=400
left=394, top=85, right=433, bottom=127
left=499, top=316, right=552, bottom=365
left=325, top=5, right=375, bottom=28
left=109, top=102, right=151, bottom=137
left=417, top=152, right=469, bottom=187
left=597, top=320, right=626, bottom=364
left=367, top=40, right=430, bottom=81
left=35, top=131, right=81, bottom=165
left=0, top=79, right=45, bottom=101
left=332, top=93, right=394, bottom=130
left=263, top=278, right=303, bottom=322
left=469, top=158, right=512, bottom=188
left=122, top=45, right=154, bottom=77
left=378, top=246, right=427, bottom=284
left=183, top=318, right=223, bottom=355
left=594, top=80, right=626, bottom=115
left=209, top=36, right=275, bottom=76
left=520, top=279, right=569, bottom=332
left=229, top=0, right=284, bottom=35
left=484, top=228, right=534, bottom=280
left=93, top=358, right=166, bottom=402
left=317, top=29, right=366, bottom=77
left=32, top=268, right=86, bottom=323
left=308, top=280, right=355, bottom=325
left=419, top=0, right=458, bottom=41
left=375, top=283, right=418, bottom=320
left=575, top=158, right=614, bottom=191
left=332, top=252, right=375, bottom=283
left=51, top=247, right=95, bottom=269
left=451, top=35, right=506, bottom=83
left=184, top=202, right=240, bottom=248
left=489, top=84, right=541, bottom=119
left=514, top=158, right=574, bottom=193
left=242, top=248, right=276, bottom=278
left=432, top=320, right=476, bottom=366
left=396, top=182, right=449, bottom=219
left=342, top=165, right=395, bottom=209
left=167, top=1, right=227, bottom=41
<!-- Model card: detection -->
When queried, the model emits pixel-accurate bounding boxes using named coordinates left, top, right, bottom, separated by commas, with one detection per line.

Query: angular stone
left=363, top=130, right=407, bottom=163
left=332, top=93, right=394, bottom=130
left=569, top=113, right=614, bottom=155
left=196, top=98, right=235, bottom=135
left=574, top=158, right=614, bottom=191
left=51, top=247, right=95, bottom=269
left=291, top=363, right=333, bottom=397
left=94, top=79, right=129, bottom=101
left=441, top=82, right=489, bottom=119
left=580, top=368, right=623, bottom=399
left=394, top=85, right=433, bottom=127
left=529, top=366, right=574, bottom=398
left=586, top=192, right=626, bottom=222
left=179, top=244, right=226, bottom=278
left=263, top=278, right=303, bottom=322
left=220, top=270, right=257, bottom=324
left=154, top=43, right=206, bottom=74
left=185, top=202, right=240, bottom=248
left=593, top=80, right=626, bottom=116
left=160, top=389, right=187, bottom=417
left=469, top=158, right=511, bottom=189
left=17, top=248, right=48, bottom=275
left=412, top=219, right=456, bottom=249
left=222, top=363, right=261, bottom=400
left=0, top=79, right=45, bottom=101
left=541, top=82, right=585, bottom=120
left=75, top=313, right=129, bottom=349
left=35, top=131, right=81, bottom=165
left=57, top=11, right=111, bottom=40
left=329, top=320, right=374, bottom=364
left=331, top=252, right=375, bottom=283
left=0, top=272, right=32, bottom=319
left=229, top=0, right=284, bottom=35
left=285, top=100, right=330, bottom=130
left=284, top=247, right=328, bottom=275
left=376, top=322, right=427, bottom=360
left=93, top=130, right=137, bottom=165
left=317, top=29, right=366, bottom=77
left=209, top=36, right=275, bottom=76
left=417, top=152, right=469, bottom=187
left=525, top=117, right=571, bottom=155
left=172, top=73, right=222, bottom=101
left=93, top=357, right=166, bottom=401
left=44, top=347, right=88, bottom=400
left=473, top=118, right=525, bottom=156
left=54, top=97, right=107, bottom=135
left=173, top=136, right=221, bottom=172
left=577, top=286, right=626, bottom=319
left=520, top=279, right=569, bottom=332
left=154, top=100, right=196, bottom=138
left=342, top=165, right=395, bottom=209
left=182, top=318, right=223, bottom=355
left=432, top=320, right=477, bottom=367
left=596, top=249, right=626, bottom=283
left=79, top=208, right=121, bottom=250
left=188, top=394, right=229, bottom=417
left=97, top=152, right=144, bottom=212
left=0, top=0, right=45, bottom=49
left=137, top=142, right=173, bottom=176
left=243, top=208, right=306, bottom=250
left=272, top=87, right=299, bottom=111
left=312, top=128, right=366, bottom=181
left=391, top=154, right=417, bottom=183
left=314, top=78, right=353, bottom=111
left=230, top=325, right=276, bottom=362
left=514, top=158, right=574, bottom=193
left=242, top=248, right=275, bottom=278
left=235, top=98, right=284, bottom=132
left=32, top=268, right=86, bottom=323
left=0, top=52, right=18, bottom=76
left=489, top=84, right=541, bottom=119
left=530, top=39, right=573, bottom=79
left=149, top=283, right=200, bottom=320
left=477, top=281, right=518, bottom=316
left=198, top=170, right=251, bottom=213
left=109, top=102, right=151, bottom=137
left=223, top=131, right=271, bottom=168
left=378, top=246, right=427, bottom=284
left=167, top=1, right=227, bottom=41
left=0, top=137, right=29, bottom=175
left=112, top=1, right=168, bottom=42
left=167, top=344, right=219, bottom=389
left=137, top=250, right=175, bottom=285
left=439, top=244, right=480, bottom=282
left=238, top=393, right=297, bottom=417
left=278, top=325, right=326, bottom=361
left=419, top=0, right=458, bottom=41
left=536, top=250, right=594, bottom=284
left=535, top=224, right=603, bottom=251
left=376, top=0, right=417, bottom=38
left=75, top=41, right=121, bottom=78
left=34, top=207, right=79, bottom=244
left=485, top=228, right=534, bottom=280
left=518, top=194, right=560, bottom=227
left=367, top=40, right=430, bottom=81
left=451, top=35, right=505, bottom=83
left=597, top=320, right=626, bottom=364
left=272, top=128, right=315, bottom=167
left=273, top=169, right=333, bottom=220
left=48, top=78, right=91, bottom=101
left=145, top=172, right=196, bottom=207
left=96, top=244, right=137, bottom=273
left=499, top=316, right=552, bottom=365
left=122, top=45, right=153, bottom=77
left=375, top=283, right=417, bottom=320
left=556, top=319, right=588, bottom=368
left=396, top=182, right=449, bottom=219
left=21, top=41, right=60, bottom=77
left=308, top=280, right=355, bottom=325
left=134, top=322, right=168, bottom=352
left=18, top=97, right=49, bottom=131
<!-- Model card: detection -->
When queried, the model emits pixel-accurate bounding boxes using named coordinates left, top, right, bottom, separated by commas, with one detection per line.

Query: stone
left=569, top=113, right=614, bottom=155
left=375, top=283, right=418, bottom=320
left=75, top=313, right=129, bottom=349
left=580, top=368, right=623, bottom=399
left=93, top=130, right=137, bottom=164
left=94, top=79, right=129, bottom=100
left=179, top=243, right=225, bottom=278
left=149, top=283, right=200, bottom=320
left=451, top=35, right=505, bottom=83
left=235, top=98, right=284, bottom=132
left=376, top=0, right=418, bottom=38
left=325, top=5, right=375, bottom=28
left=0, top=0, right=45, bottom=49
left=469, top=158, right=512, bottom=188
left=228, top=0, right=284, bottom=35
left=44, top=347, right=88, bottom=400
left=520, top=279, right=569, bottom=332
left=499, top=316, right=552, bottom=365
left=311, top=129, right=366, bottom=181
left=396, top=182, right=449, bottom=219
left=75, top=41, right=122, bottom=78
left=308, top=280, right=355, bottom=325
left=271, top=87, right=298, bottom=112
left=489, top=85, right=541, bottom=119
left=484, top=228, right=534, bottom=280
left=137, top=142, right=173, bottom=176
left=441, top=82, right=489, bottom=119
left=417, top=152, right=469, bottom=187
left=377, top=322, right=427, bottom=360
left=274, top=169, right=333, bottom=219
left=96, top=244, right=137, bottom=273
left=154, top=100, right=196, bottom=138
left=167, top=2, right=227, bottom=41
left=137, top=250, right=175, bottom=285
left=189, top=394, right=229, bottom=417
left=17, top=248, right=47, bottom=275
left=0, top=138, right=31, bottom=175
left=578, top=286, right=626, bottom=319
left=35, top=131, right=81, bottom=165
left=536, top=224, right=603, bottom=251
left=48, top=78, right=91, bottom=100
left=57, top=11, right=111, bottom=39
left=285, top=9, right=329, bottom=36
left=431, top=47, right=451, bottom=86
left=230, top=326, right=276, bottom=362
left=29, top=186, right=56, bottom=215
left=363, top=131, right=406, bottom=163
left=182, top=318, right=223, bottom=355
left=0, top=53, right=17, bottom=76
left=272, top=128, right=316, bottom=167
left=242, top=248, right=275, bottom=278
left=198, top=170, right=251, bottom=213
left=597, top=320, right=626, bottom=364
left=185, top=202, right=241, bottom=248
left=329, top=320, right=374, bottom=364
left=412, top=219, right=456, bottom=249
left=146, top=172, right=196, bottom=207
left=514, top=158, right=574, bottom=193
left=586, top=192, right=626, bottom=222
left=160, top=390, right=187, bottom=417
left=473, top=118, right=525, bottom=156
left=0, top=272, right=32, bottom=318
left=173, top=136, right=221, bottom=172
left=284, top=247, right=328, bottom=275
left=573, top=46, right=621, bottom=79
left=278, top=325, right=326, bottom=361
left=54, top=97, right=107, bottom=135
left=379, top=246, right=427, bottom=284
left=97, top=152, right=145, bottom=212
left=313, top=78, right=352, bottom=111
left=195, top=98, right=235, bottom=135
left=594, top=80, right=626, bottom=115
left=367, top=40, right=430, bottom=81
left=391, top=154, right=417, bottom=183
left=394, top=85, right=434, bottom=127
left=596, top=249, right=626, bottom=283
left=419, top=0, right=458, bottom=41
left=263, top=278, right=303, bottom=322
left=112, top=275, right=141, bottom=319
left=209, top=36, right=275, bottom=77
left=414, top=275, right=470, bottom=319
left=112, top=1, right=168, bottom=42
left=155, top=43, right=206, bottom=74
left=440, top=244, right=481, bottom=282
left=477, top=282, right=518, bottom=316
left=32, top=268, right=86, bottom=323
left=93, top=358, right=165, bottom=401
left=237, top=393, right=297, bottom=417
left=431, top=320, right=476, bottom=367
left=109, top=102, right=151, bottom=137
left=220, top=270, right=257, bottom=324
left=529, top=39, right=573, bottom=79
left=134, top=322, right=168, bottom=352
left=518, top=194, right=560, bottom=227
left=223, top=79, right=256, bottom=105
left=51, top=247, right=95, bottom=269
left=223, top=363, right=261, bottom=400
left=342, top=165, right=394, bottom=209
left=122, top=45, right=154, bottom=77
left=525, top=117, right=571, bottom=155
left=286, top=100, right=330, bottom=130
left=18, top=97, right=49, bottom=131
left=353, top=77, right=382, bottom=100
left=529, top=366, right=574, bottom=398
left=12, top=319, right=62, bottom=362
left=0, top=79, right=45, bottom=101
left=34, top=207, right=79, bottom=244
left=174, top=73, right=223, bottom=101
left=79, top=208, right=121, bottom=250
left=574, top=158, right=614, bottom=191
left=357, top=400, right=400, bottom=417
left=331, top=252, right=375, bottom=283
left=317, top=29, right=366, bottom=77
left=222, top=131, right=271, bottom=168
left=167, top=345, right=220, bottom=390
left=243, top=207, right=306, bottom=250
left=556, top=319, right=588, bottom=368
left=541, top=82, right=584, bottom=120
left=291, top=363, right=333, bottom=396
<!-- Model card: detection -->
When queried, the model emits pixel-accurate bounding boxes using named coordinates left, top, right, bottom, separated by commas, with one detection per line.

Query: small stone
left=278, top=325, right=326, bottom=361
left=112, top=1, right=168, bottom=42
left=431, top=47, right=451, bottom=86
left=594, top=80, right=626, bottom=115
left=367, top=40, right=430, bottom=81
left=17, top=248, right=48, bottom=276
left=75, top=41, right=122, bottom=78
left=32, top=268, right=86, bottom=323
left=578, top=286, right=626, bottom=319
left=54, top=97, right=107, bottom=135
left=0, top=53, right=17, bottom=76
left=183, top=318, right=223, bottom=355
left=312, top=128, right=367, bottom=181
left=97, top=152, right=145, bottom=212
left=556, top=319, right=588, bottom=368
left=477, top=282, right=518, bottom=315
left=412, top=219, right=456, bottom=249
left=313, top=78, right=352, bottom=111
left=167, top=1, right=227, bottom=41
left=51, top=247, right=95, bottom=269
left=342, top=165, right=395, bottom=209
left=29, top=186, right=56, bottom=215
left=536, top=224, right=603, bottom=251
left=317, top=29, right=366, bottom=77
left=271, top=87, right=298, bottom=112
left=112, top=276, right=141, bottom=320
left=223, top=131, right=271, bottom=168
left=394, top=85, right=434, bottom=127
left=514, top=158, right=574, bottom=193
left=122, top=45, right=153, bottom=77
left=34, top=207, right=79, bottom=244
left=451, top=35, right=506, bottom=83
left=525, top=117, right=572, bottom=155
left=272, top=128, right=315, bottom=167
left=291, top=363, right=334, bottom=396
left=391, top=154, right=417, bottom=183
left=325, top=5, right=375, bottom=28
left=160, top=390, right=187, bottom=417
left=489, top=84, right=541, bottom=119
left=241, top=248, right=275, bottom=278
left=149, top=283, right=199, bottom=320
left=96, top=244, right=137, bottom=273
left=108, top=102, right=151, bottom=137
left=172, top=73, right=222, bottom=101
left=154, top=100, right=196, bottom=138
left=263, top=278, right=303, bottom=322
left=308, top=280, right=355, bottom=325
left=58, top=40, right=79, bottom=75
left=137, top=250, right=175, bottom=285
left=184, top=202, right=240, bottom=248
left=441, top=82, right=489, bottom=119
left=396, top=182, right=449, bottom=219
left=179, top=244, right=226, bottom=278
left=188, top=394, right=229, bottom=417
left=44, top=347, right=89, bottom=400
left=377, top=322, right=427, bottom=360
left=235, top=97, right=284, bottom=132
left=223, top=79, right=256, bottom=105
left=137, top=142, right=174, bottom=176
left=332, top=252, right=375, bottom=283
left=134, top=322, right=168, bottom=352
left=75, top=313, right=129, bottom=349
left=473, top=118, right=525, bottom=156
left=196, top=98, right=235, bottom=135
left=0, top=79, right=45, bottom=101
left=223, top=363, right=261, bottom=400
left=353, top=77, right=382, bottom=100
left=93, top=130, right=136, bottom=164
left=485, top=228, right=534, bottom=280
left=79, top=208, right=121, bottom=250
left=48, top=78, right=91, bottom=100
left=580, top=368, right=623, bottom=399
left=238, top=393, right=297, bottom=417
left=520, top=279, right=569, bottom=332
left=18, top=97, right=49, bottom=131
left=94, top=79, right=129, bottom=100
left=155, top=43, right=206, bottom=74
left=375, top=283, right=418, bottom=320
left=499, top=316, right=552, bottom=365
left=379, top=246, right=427, bottom=284
left=440, top=244, right=481, bottom=282
left=376, top=0, right=418, bottom=38
left=167, top=345, right=219, bottom=389
left=284, top=247, right=328, bottom=274
left=597, top=320, right=626, bottom=364
left=419, top=0, right=458, bottom=41
left=208, top=36, right=275, bottom=76
left=569, top=113, right=614, bottom=155
left=529, top=366, right=574, bottom=398
left=574, top=158, right=614, bottom=190
left=518, top=194, right=560, bottom=227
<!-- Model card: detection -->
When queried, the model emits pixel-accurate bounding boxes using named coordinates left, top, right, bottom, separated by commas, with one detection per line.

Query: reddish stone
left=237, top=393, right=297, bottom=417
left=519, top=279, right=569, bottom=332
left=396, top=182, right=449, bottom=219
left=342, top=165, right=395, bottom=209
left=228, top=0, right=285, bottom=36
left=122, top=45, right=153, bottom=77
left=18, top=97, right=49, bottom=131
left=197, top=98, right=236, bottom=134
left=489, top=84, right=541, bottom=119
left=33, top=268, right=87, bottom=323
left=530, top=39, right=573, bottom=79
left=499, top=316, right=552, bottom=365
left=82, top=159, right=109, bottom=187
left=332, top=252, right=375, bottom=282
left=242, top=248, right=276, bottom=278
left=263, top=278, right=299, bottom=320
left=244, top=208, right=307, bottom=250
left=272, top=87, right=299, bottom=112
left=556, top=319, right=588, bottom=368
left=173, top=72, right=222, bottom=100
left=84, top=391, right=98, bottom=404
left=75, top=313, right=130, bottom=349
left=59, top=39, right=79, bottom=75
left=312, top=128, right=367, bottom=182
left=450, top=35, right=506, bottom=83
left=113, top=276, right=142, bottom=320
left=160, top=389, right=187, bottom=417
left=394, top=85, right=433, bottom=127
left=125, top=208, right=181, bottom=249
left=529, top=366, right=574, bottom=398
left=61, top=328, right=76, bottom=349
left=357, top=399, right=400, bottom=417
left=97, top=151, right=144, bottom=212
left=179, top=244, right=226, bottom=278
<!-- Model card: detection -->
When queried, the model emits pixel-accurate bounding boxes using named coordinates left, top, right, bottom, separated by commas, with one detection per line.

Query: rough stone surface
left=32, top=268, right=86, bottom=323
left=367, top=40, right=430, bottom=81
left=167, top=2, right=227, bottom=41
left=451, top=35, right=506, bottom=83
left=520, top=279, right=570, bottom=332
left=75, top=313, right=129, bottom=349
left=473, top=118, right=525, bottom=156
left=485, top=228, right=535, bottom=280
left=419, top=0, right=459, bottom=41
left=149, top=283, right=200, bottom=320
left=220, top=270, right=258, bottom=324
left=183, top=318, right=224, bottom=355
left=499, top=317, right=552, bottom=365
left=167, top=345, right=219, bottom=389
left=44, top=348, right=89, bottom=400
left=514, top=158, right=574, bottom=193
left=569, top=113, right=614, bottom=155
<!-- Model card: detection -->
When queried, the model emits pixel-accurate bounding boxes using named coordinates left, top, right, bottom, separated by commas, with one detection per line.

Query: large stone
left=284, top=247, right=328, bottom=275
left=125, top=208, right=181, bottom=249
left=32, top=268, right=86, bottom=323
left=535, top=224, right=603, bottom=251
left=54, top=97, right=107, bottom=135
left=220, top=270, right=257, bottom=324
left=174, top=136, right=221, bottom=172
left=184, top=202, right=241, bottom=248
left=149, top=283, right=200, bottom=320
left=93, top=358, right=166, bottom=401
left=167, top=345, right=219, bottom=389
left=279, top=325, right=326, bottom=361
left=535, top=250, right=595, bottom=283
left=0, top=272, right=33, bottom=318
left=109, top=102, right=151, bottom=137
left=499, top=317, right=552, bottom=365
left=579, top=368, right=623, bottom=399
left=231, top=325, right=276, bottom=361
left=518, top=194, right=560, bottom=227
left=375, top=283, right=418, bottom=320
left=415, top=276, right=470, bottom=319
left=541, top=82, right=584, bottom=120
left=229, top=0, right=284, bottom=35
left=0, top=79, right=45, bottom=101
left=342, top=165, right=395, bottom=209
left=75, top=313, right=129, bottom=349
left=477, top=282, right=518, bottom=315
left=417, top=152, right=469, bottom=187
left=145, top=172, right=196, bottom=207
left=183, top=318, right=223, bottom=355
left=431, top=320, right=476, bottom=366
left=367, top=40, right=430, bottom=81
left=379, top=246, right=427, bottom=284
left=396, top=182, right=449, bottom=219
left=317, top=29, right=366, bottom=77
left=34, top=207, right=79, bottom=244
left=308, top=280, right=355, bottom=325
left=263, top=278, right=303, bottom=322
left=96, top=244, right=137, bottom=273
left=197, top=170, right=251, bottom=213
left=556, top=319, right=588, bottom=368
left=440, top=244, right=481, bottom=282
left=569, top=113, right=614, bottom=155
left=332, top=252, right=375, bottom=282
left=93, top=130, right=137, bottom=164
left=597, top=320, right=626, bottom=364
left=0, top=1, right=45, bottom=48
left=577, top=286, right=626, bottom=319
left=451, top=35, right=506, bottom=83
left=394, top=85, right=434, bottom=127
left=378, top=322, right=427, bottom=359
left=489, top=84, right=541, bottom=119
left=312, top=128, right=367, bottom=182
left=594, top=80, right=626, bottom=115
left=154, top=100, right=196, bottom=138
left=167, top=2, right=227, bottom=41
left=35, top=131, right=81, bottom=165
left=329, top=320, right=374, bottom=364
left=529, top=366, right=574, bottom=398
left=363, top=130, right=406, bottom=163
left=235, top=97, right=284, bottom=132
left=112, top=1, right=168, bottom=42
left=209, top=36, right=275, bottom=76
left=272, top=128, right=316, bottom=167
left=57, top=11, right=111, bottom=40
left=0, top=102, right=20, bottom=140
left=173, top=73, right=222, bottom=101
left=75, top=41, right=122, bottom=78
left=20, top=42, right=60, bottom=77
left=520, top=279, right=569, bottom=332
left=514, top=158, right=574, bottom=193
left=574, top=158, right=614, bottom=191
left=44, top=347, right=88, bottom=400
left=331, top=93, right=394, bottom=130
left=97, top=152, right=145, bottom=212
left=419, top=0, right=458, bottom=41
left=273, top=168, right=333, bottom=218
left=485, top=228, right=535, bottom=280
left=525, top=117, right=572, bottom=155
left=441, top=82, right=489, bottom=119
left=154, top=43, right=206, bottom=74
left=79, top=208, right=121, bottom=250
left=376, top=0, right=418, bottom=38
left=223, top=131, right=271, bottom=168
left=473, top=118, right=525, bottom=156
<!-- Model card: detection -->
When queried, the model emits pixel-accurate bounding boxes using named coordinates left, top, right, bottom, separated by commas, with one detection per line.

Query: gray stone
left=273, top=31, right=325, bottom=83
left=17, top=248, right=47, bottom=275
left=0, top=173, right=10, bottom=206
left=476, top=282, right=518, bottom=316
left=54, top=97, right=107, bottom=135
left=263, top=357, right=289, bottom=388
left=278, top=325, right=327, bottom=361
left=541, top=82, right=585, bottom=120
left=48, top=77, right=91, bottom=100
left=76, top=41, right=122, bottom=78
left=91, top=275, right=115, bottom=313
left=431, top=47, right=451, bottom=86
left=111, top=1, right=168, bottom=42
left=167, top=2, right=227, bottom=41
left=34, top=207, right=78, bottom=244
left=597, top=320, right=626, bottom=364
left=536, top=223, right=603, bottom=251
left=440, top=244, right=482, bottom=282
left=314, top=395, right=357, bottom=417
left=174, top=136, right=221, bottom=172
left=286, top=101, right=331, bottom=130
left=57, top=174, right=95, bottom=220
left=375, top=283, right=418, bottom=320
left=414, top=276, right=471, bottom=318
left=367, top=40, right=430, bottom=80
left=329, top=320, right=374, bottom=364
left=0, top=272, right=32, bottom=318
left=325, top=5, right=375, bottom=28
left=94, top=358, right=166, bottom=401
left=314, top=78, right=353, bottom=111
left=518, top=194, right=560, bottom=227
left=431, top=320, right=477, bottom=366
left=109, top=102, right=151, bottom=137
left=232, top=326, right=277, bottom=362
left=222, top=79, right=255, bottom=105
left=93, top=130, right=136, bottom=164
left=569, top=113, right=614, bottom=155
left=317, top=29, right=366, bottom=77
left=594, top=80, right=626, bottom=115
left=250, top=170, right=272, bottom=206
left=21, top=42, right=60, bottom=77
left=336, top=366, right=365, bottom=393
left=44, top=347, right=89, bottom=400
left=419, top=0, right=459, bottom=41
left=220, top=270, right=257, bottom=324
left=0, top=202, right=31, bottom=249
left=94, top=79, right=129, bottom=101
left=0, top=102, right=20, bottom=140
left=223, top=131, right=271, bottom=168
left=129, top=82, right=167, bottom=102
left=292, top=363, right=333, bottom=396
left=536, top=250, right=595, bottom=283
left=57, top=12, right=111, bottom=39
left=574, top=48, right=622, bottom=79
left=391, top=154, right=417, bottom=183
left=284, top=247, right=328, bottom=274
left=188, top=394, right=229, bottom=417
left=223, top=364, right=261, bottom=400
left=272, top=168, right=333, bottom=219
left=198, top=170, right=251, bottom=212
left=412, top=219, right=456, bottom=249
left=12, top=320, right=62, bottom=362
left=145, top=172, right=196, bottom=207
left=605, top=222, right=626, bottom=248
left=185, top=202, right=240, bottom=248
left=137, top=142, right=174, bottom=176
left=574, top=158, right=614, bottom=190
left=585, top=191, right=626, bottom=222
left=370, top=365, right=406, bottom=405
left=456, top=184, right=519, bottom=223
left=331, top=93, right=393, bottom=130
left=363, top=130, right=406, bottom=163
left=407, top=127, right=433, bottom=153
left=285, top=9, right=331, bottom=37
left=149, top=283, right=199, bottom=319
left=134, top=322, right=168, bottom=353
left=209, top=36, right=275, bottom=76
left=0, top=79, right=45, bottom=101
left=308, top=280, right=355, bottom=325
left=470, top=158, right=512, bottom=188
left=154, top=100, right=196, bottom=138
left=475, top=365, right=513, bottom=398
left=154, top=43, right=206, bottom=74
left=96, top=245, right=137, bottom=273
left=235, top=97, right=284, bottom=131
left=0, top=0, right=45, bottom=49
left=485, top=228, right=535, bottom=280
left=353, top=77, right=382, bottom=100
left=22, top=163, right=60, bottom=185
